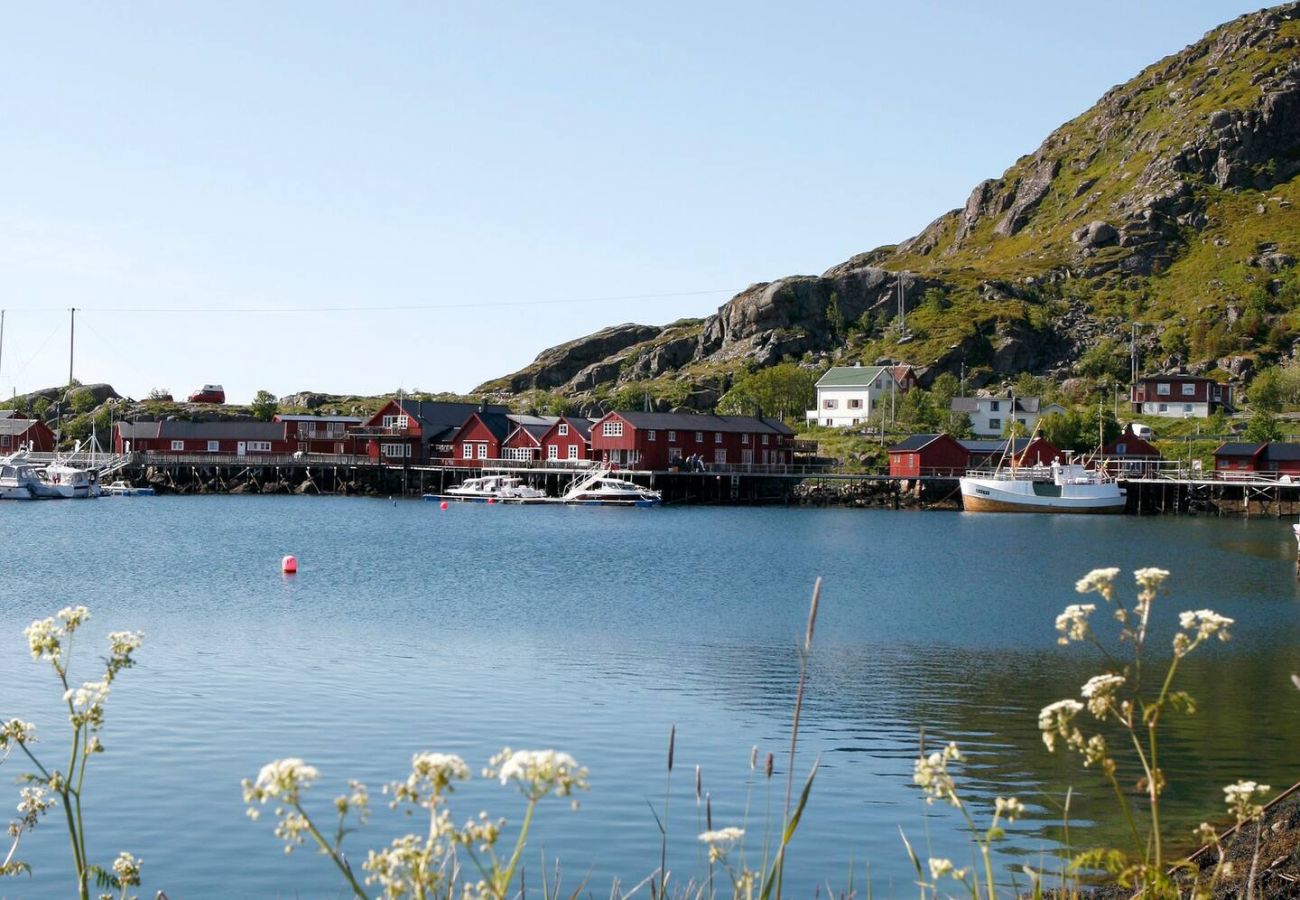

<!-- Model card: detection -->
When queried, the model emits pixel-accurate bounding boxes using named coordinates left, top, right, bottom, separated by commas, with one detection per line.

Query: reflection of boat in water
left=559, top=469, right=662, bottom=507
left=427, top=475, right=549, bottom=503
left=39, top=461, right=102, bottom=498
left=960, top=460, right=1125, bottom=514
left=102, top=480, right=156, bottom=497
left=0, top=452, right=63, bottom=500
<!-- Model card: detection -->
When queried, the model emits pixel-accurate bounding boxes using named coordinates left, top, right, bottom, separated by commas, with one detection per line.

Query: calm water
left=3, top=498, right=1300, bottom=898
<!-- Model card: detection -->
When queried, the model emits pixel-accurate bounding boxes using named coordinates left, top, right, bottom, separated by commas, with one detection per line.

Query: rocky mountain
left=477, top=3, right=1300, bottom=411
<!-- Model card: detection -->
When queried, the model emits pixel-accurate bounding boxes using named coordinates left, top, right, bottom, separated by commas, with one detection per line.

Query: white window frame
left=602, top=420, right=623, bottom=437
left=647, top=430, right=656, bottom=442
left=714, top=432, right=722, bottom=443
left=668, top=430, right=676, bottom=442
left=171, top=440, right=185, bottom=451
left=247, top=441, right=272, bottom=453
left=567, top=444, right=578, bottom=460
left=695, top=431, right=703, bottom=442
left=547, top=444, right=559, bottom=460
left=382, top=442, right=410, bottom=459
left=558, top=423, right=569, bottom=436
left=207, top=440, right=220, bottom=452
left=823, top=399, right=838, bottom=409
left=848, top=398, right=862, bottom=409
left=1157, top=383, right=1171, bottom=396
left=762, top=434, right=769, bottom=445
left=476, top=443, right=487, bottom=460
left=1181, top=383, right=1196, bottom=397
left=462, top=443, right=474, bottom=459
left=742, top=433, right=750, bottom=444
left=714, top=449, right=727, bottom=464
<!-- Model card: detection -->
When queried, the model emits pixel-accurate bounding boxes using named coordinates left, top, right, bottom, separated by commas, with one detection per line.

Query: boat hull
left=960, top=477, right=1126, bottom=514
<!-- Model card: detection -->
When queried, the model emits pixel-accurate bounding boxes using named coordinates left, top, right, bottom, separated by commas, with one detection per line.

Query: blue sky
left=0, top=1, right=1263, bottom=402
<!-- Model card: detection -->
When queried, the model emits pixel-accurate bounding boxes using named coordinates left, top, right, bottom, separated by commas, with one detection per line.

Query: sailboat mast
left=68, top=307, right=76, bottom=386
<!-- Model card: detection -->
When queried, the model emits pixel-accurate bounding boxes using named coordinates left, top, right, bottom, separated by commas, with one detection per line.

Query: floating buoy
left=281, top=555, right=298, bottom=575
left=487, top=497, right=495, bottom=504
left=440, top=501, right=449, bottom=510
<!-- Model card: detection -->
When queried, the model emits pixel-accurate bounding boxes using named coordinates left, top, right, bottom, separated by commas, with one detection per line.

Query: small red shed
left=0, top=418, right=56, bottom=453
left=887, top=433, right=968, bottom=477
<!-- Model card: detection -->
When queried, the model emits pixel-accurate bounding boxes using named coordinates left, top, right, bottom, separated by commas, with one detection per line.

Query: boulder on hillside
left=1071, top=220, right=1119, bottom=248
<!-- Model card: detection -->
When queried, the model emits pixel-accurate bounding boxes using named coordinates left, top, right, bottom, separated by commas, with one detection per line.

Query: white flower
left=995, top=796, right=1025, bottom=821
left=1075, top=568, right=1120, bottom=600
left=57, top=605, right=90, bottom=632
left=1055, top=604, right=1097, bottom=644
left=111, top=851, right=142, bottom=887
left=491, top=748, right=588, bottom=801
left=913, top=742, right=963, bottom=807
left=699, top=826, right=744, bottom=863
left=1224, top=780, right=1270, bottom=823
left=1177, top=610, right=1233, bottom=651
left=64, top=679, right=110, bottom=712
left=243, top=757, right=320, bottom=812
left=1080, top=674, right=1126, bottom=718
left=1134, top=567, right=1170, bottom=593
left=24, top=617, right=62, bottom=662
left=387, top=753, right=470, bottom=809
left=16, top=785, right=56, bottom=819
left=1038, top=700, right=1084, bottom=753
left=928, top=857, right=954, bottom=879
left=0, top=718, right=36, bottom=747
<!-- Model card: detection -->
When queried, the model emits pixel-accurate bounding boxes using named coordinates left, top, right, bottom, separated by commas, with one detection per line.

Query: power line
left=0, top=288, right=739, bottom=315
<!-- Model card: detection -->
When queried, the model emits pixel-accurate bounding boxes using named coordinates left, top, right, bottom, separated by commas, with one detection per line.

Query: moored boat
left=426, top=475, right=549, bottom=503
left=559, top=469, right=662, bottom=507
left=0, top=452, right=63, bottom=500
left=960, top=460, right=1125, bottom=514
left=40, top=461, right=102, bottom=498
left=102, top=480, right=156, bottom=497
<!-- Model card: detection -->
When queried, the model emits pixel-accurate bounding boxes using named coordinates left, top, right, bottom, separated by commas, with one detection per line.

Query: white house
left=950, top=396, right=1065, bottom=437
left=806, top=365, right=906, bottom=428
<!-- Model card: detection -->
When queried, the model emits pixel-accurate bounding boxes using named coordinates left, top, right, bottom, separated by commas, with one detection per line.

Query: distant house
left=1100, top=425, right=1162, bottom=477
left=589, top=412, right=796, bottom=469
left=806, top=365, right=908, bottom=428
left=1213, top=442, right=1300, bottom=475
left=538, top=416, right=594, bottom=464
left=1132, top=375, right=1232, bottom=418
left=950, top=396, right=1065, bottom=437
left=961, top=437, right=1061, bottom=469
left=887, top=433, right=968, bottom=478
left=274, top=414, right=365, bottom=455
left=0, top=418, right=55, bottom=453
left=354, top=400, right=509, bottom=463
left=450, top=410, right=515, bottom=465
left=114, top=421, right=290, bottom=455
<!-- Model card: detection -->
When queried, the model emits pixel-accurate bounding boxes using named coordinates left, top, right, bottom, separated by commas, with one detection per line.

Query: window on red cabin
left=568, top=444, right=578, bottom=460
left=602, top=421, right=623, bottom=437
left=1182, top=384, right=1196, bottom=397
left=558, top=423, right=569, bottom=436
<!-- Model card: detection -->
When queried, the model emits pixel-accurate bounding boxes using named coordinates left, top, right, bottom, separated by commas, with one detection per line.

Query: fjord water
left=3, top=498, right=1300, bottom=897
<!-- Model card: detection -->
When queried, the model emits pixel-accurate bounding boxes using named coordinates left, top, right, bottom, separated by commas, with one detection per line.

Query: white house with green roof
left=806, top=365, right=901, bottom=428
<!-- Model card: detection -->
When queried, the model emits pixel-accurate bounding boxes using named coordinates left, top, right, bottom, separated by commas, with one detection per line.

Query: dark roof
left=398, top=400, right=508, bottom=429
left=457, top=412, right=512, bottom=442
left=1138, top=374, right=1215, bottom=383
left=274, top=414, right=364, bottom=424
left=888, top=434, right=945, bottom=452
left=560, top=416, right=594, bottom=440
left=1214, top=442, right=1264, bottom=456
left=960, top=438, right=1049, bottom=454
left=1102, top=433, right=1161, bottom=457
left=0, top=418, right=45, bottom=436
left=1264, top=443, right=1300, bottom=461
left=610, top=411, right=796, bottom=436
left=118, top=421, right=284, bottom=440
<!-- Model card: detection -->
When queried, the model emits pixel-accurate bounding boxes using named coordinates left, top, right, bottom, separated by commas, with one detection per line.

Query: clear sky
left=0, top=1, right=1264, bottom=403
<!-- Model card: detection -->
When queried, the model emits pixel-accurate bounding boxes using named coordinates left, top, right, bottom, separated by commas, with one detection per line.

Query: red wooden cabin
left=887, top=433, right=968, bottom=477
left=0, top=418, right=56, bottom=452
left=588, top=412, right=795, bottom=469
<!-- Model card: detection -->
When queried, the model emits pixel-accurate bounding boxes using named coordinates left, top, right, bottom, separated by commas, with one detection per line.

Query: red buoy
left=281, top=555, right=298, bottom=574
left=440, top=501, right=449, bottom=510
left=487, top=497, right=495, bottom=504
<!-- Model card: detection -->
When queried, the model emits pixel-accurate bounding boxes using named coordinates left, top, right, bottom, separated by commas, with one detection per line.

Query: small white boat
left=960, top=460, right=1125, bottom=514
left=0, top=452, right=63, bottom=500
left=559, top=469, right=662, bottom=507
left=102, top=480, right=156, bottom=497
left=429, top=475, right=549, bottom=503
left=39, top=462, right=102, bottom=499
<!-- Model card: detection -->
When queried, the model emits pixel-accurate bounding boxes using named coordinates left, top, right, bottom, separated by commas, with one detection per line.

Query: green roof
left=815, top=366, right=888, bottom=388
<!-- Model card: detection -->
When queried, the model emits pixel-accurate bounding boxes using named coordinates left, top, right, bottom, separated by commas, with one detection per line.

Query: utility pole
left=0, top=309, right=5, bottom=385
left=68, top=307, right=76, bottom=386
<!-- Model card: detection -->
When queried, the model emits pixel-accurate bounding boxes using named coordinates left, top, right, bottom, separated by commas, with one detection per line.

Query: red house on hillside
left=0, top=418, right=56, bottom=452
left=887, top=433, right=968, bottom=477
left=588, top=412, right=796, bottom=469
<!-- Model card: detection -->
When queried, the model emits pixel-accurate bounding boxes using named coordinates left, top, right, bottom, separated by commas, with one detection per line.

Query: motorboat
left=960, top=460, right=1125, bottom=514
left=0, top=452, right=63, bottom=500
left=559, top=469, right=662, bottom=507
left=102, top=480, right=156, bottom=497
left=430, top=475, right=549, bottom=503
left=39, top=461, right=102, bottom=498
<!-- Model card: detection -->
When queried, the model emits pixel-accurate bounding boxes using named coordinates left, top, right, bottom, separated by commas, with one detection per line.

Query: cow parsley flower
left=995, top=796, right=1026, bottom=821
left=1178, top=610, right=1234, bottom=649
left=0, top=719, right=36, bottom=747
left=387, top=752, right=470, bottom=809
left=913, top=742, right=963, bottom=807
left=928, top=857, right=954, bottom=879
left=242, top=757, right=320, bottom=816
left=1055, top=604, right=1097, bottom=644
left=63, top=680, right=110, bottom=727
left=24, top=617, right=62, bottom=663
left=112, top=851, right=142, bottom=887
left=1075, top=568, right=1120, bottom=601
left=1038, top=700, right=1084, bottom=753
left=1134, top=567, right=1170, bottom=593
left=1224, top=780, right=1270, bottom=823
left=699, top=826, right=744, bottom=863
left=490, top=749, right=588, bottom=802
left=57, top=605, right=90, bottom=633
left=1080, top=674, right=1126, bottom=718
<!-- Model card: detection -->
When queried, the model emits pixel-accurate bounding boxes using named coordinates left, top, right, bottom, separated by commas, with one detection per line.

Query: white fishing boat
left=559, top=469, right=662, bottom=507
left=39, top=461, right=102, bottom=498
left=960, top=460, right=1126, bottom=514
left=102, top=480, right=156, bottom=497
left=0, top=452, right=63, bottom=500
left=430, top=475, right=549, bottom=503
